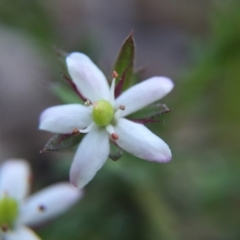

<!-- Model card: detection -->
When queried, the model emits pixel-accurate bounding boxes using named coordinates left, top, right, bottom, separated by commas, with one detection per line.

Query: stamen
left=72, top=128, right=80, bottom=135
left=80, top=122, right=96, bottom=133
left=111, top=133, right=119, bottom=140
left=106, top=125, right=119, bottom=140
left=1, top=223, right=9, bottom=232
left=38, top=205, right=46, bottom=212
left=112, top=70, right=119, bottom=79
left=84, top=100, right=92, bottom=106
left=106, top=125, right=114, bottom=135
left=119, top=105, right=125, bottom=110
left=109, top=77, right=116, bottom=105
left=114, top=106, right=125, bottom=119
left=114, top=108, right=125, bottom=119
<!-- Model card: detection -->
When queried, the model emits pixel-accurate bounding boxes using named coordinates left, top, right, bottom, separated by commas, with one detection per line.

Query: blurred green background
left=0, top=0, right=240, bottom=239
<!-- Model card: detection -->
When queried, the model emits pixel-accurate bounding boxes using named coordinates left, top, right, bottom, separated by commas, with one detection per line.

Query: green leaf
left=41, top=133, right=83, bottom=152
left=112, top=31, right=135, bottom=90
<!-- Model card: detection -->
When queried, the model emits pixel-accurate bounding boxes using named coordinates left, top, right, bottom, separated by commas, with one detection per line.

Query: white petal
left=70, top=129, right=110, bottom=188
left=19, top=183, right=82, bottom=226
left=115, top=118, right=171, bottom=162
left=66, top=52, right=110, bottom=102
left=115, top=77, right=174, bottom=117
left=0, top=160, right=30, bottom=201
left=39, top=104, right=92, bottom=134
left=4, top=226, right=40, bottom=240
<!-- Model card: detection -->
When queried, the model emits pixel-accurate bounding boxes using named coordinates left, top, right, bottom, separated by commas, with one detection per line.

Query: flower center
left=0, top=196, right=18, bottom=232
left=92, top=100, right=114, bottom=126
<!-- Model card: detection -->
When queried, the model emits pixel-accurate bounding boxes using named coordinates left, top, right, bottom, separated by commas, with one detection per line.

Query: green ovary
left=92, top=100, right=114, bottom=126
left=0, top=196, right=18, bottom=230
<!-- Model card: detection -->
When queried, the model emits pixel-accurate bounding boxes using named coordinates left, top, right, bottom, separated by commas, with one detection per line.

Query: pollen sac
left=92, top=100, right=114, bottom=126
left=0, top=196, right=18, bottom=231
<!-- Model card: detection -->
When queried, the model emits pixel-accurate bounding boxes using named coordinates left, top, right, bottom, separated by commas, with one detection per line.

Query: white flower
left=0, top=159, right=82, bottom=240
left=39, top=52, right=174, bottom=189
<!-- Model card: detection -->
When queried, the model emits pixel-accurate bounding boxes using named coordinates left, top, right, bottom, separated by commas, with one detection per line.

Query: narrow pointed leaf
left=128, top=103, right=171, bottom=124
left=41, top=133, right=83, bottom=152
left=113, top=31, right=135, bottom=91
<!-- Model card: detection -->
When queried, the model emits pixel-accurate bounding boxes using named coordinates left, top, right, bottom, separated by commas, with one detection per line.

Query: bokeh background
left=0, top=0, right=240, bottom=239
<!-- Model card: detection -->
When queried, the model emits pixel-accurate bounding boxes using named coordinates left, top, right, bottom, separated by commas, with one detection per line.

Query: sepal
left=113, top=31, right=135, bottom=93
left=128, top=103, right=171, bottom=124
left=41, top=133, right=83, bottom=152
left=109, top=142, right=123, bottom=161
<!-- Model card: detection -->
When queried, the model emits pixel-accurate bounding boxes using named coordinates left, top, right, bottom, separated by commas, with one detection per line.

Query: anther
left=119, top=105, right=125, bottom=110
left=1, top=223, right=9, bottom=232
left=38, top=205, right=46, bottom=212
left=72, top=128, right=80, bottom=135
left=84, top=100, right=91, bottom=106
left=111, top=133, right=119, bottom=140
left=112, top=71, right=119, bottom=79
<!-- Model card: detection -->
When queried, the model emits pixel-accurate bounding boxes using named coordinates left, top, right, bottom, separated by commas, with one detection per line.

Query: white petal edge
left=19, top=183, right=82, bottom=226
left=70, top=129, right=110, bottom=189
left=66, top=52, right=110, bottom=102
left=115, top=77, right=174, bottom=117
left=115, top=118, right=172, bottom=162
left=39, top=104, right=92, bottom=134
left=4, top=226, right=41, bottom=240
left=0, top=160, right=30, bottom=201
